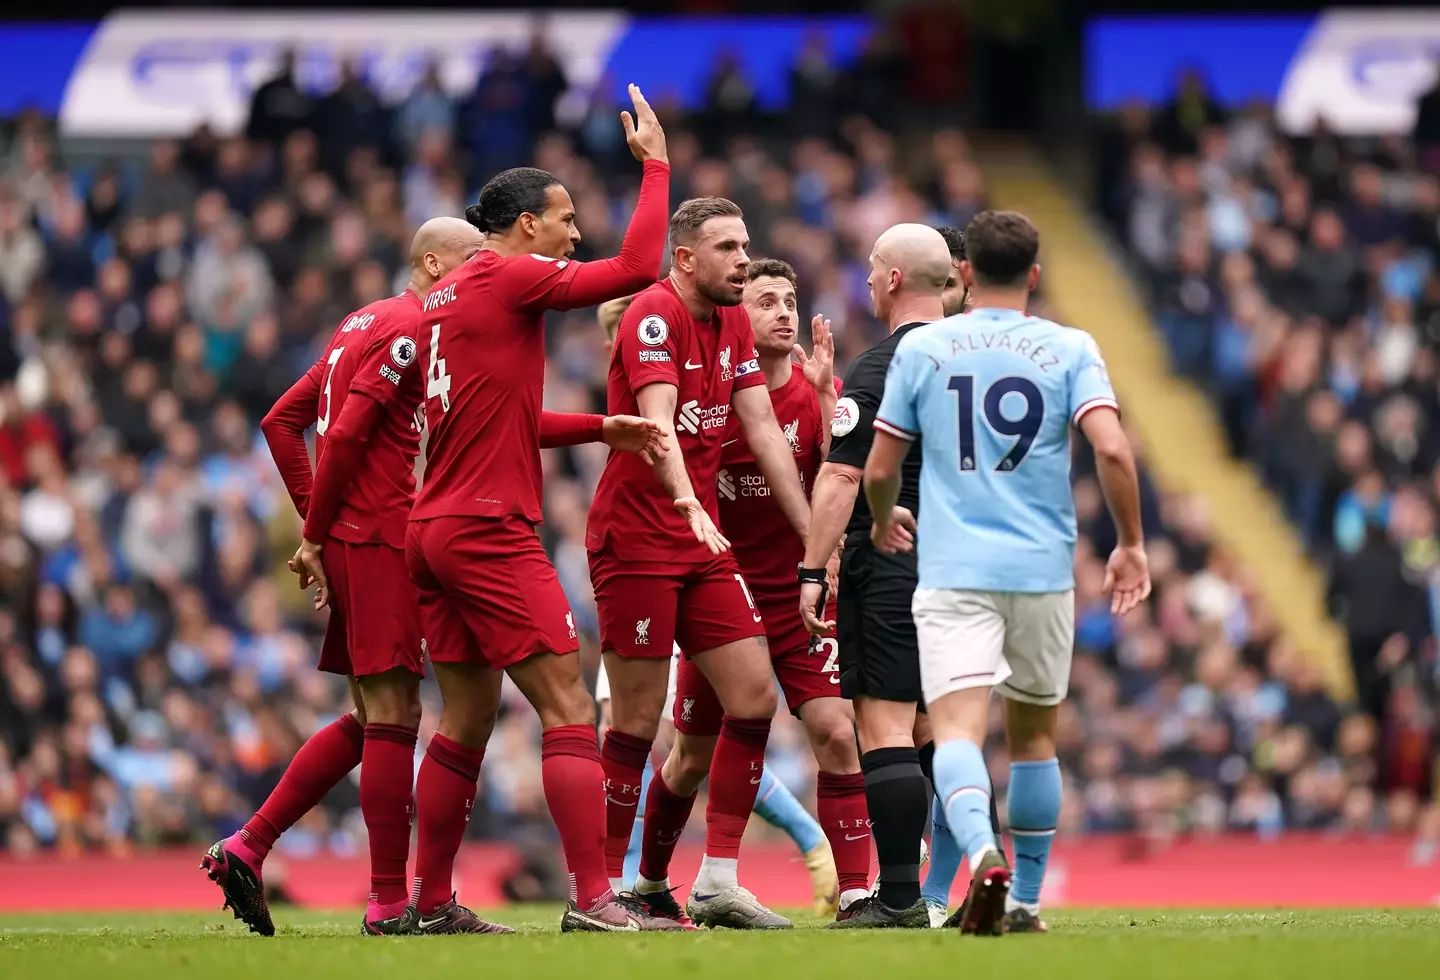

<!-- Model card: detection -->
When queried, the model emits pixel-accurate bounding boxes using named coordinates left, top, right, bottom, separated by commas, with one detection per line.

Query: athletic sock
left=703, top=716, right=771, bottom=862
left=541, top=725, right=612, bottom=909
left=921, top=796, right=963, bottom=908
left=861, top=746, right=928, bottom=910
left=638, top=766, right=697, bottom=884
left=600, top=730, right=652, bottom=890
left=412, top=733, right=483, bottom=914
left=815, top=769, right=871, bottom=895
left=361, top=723, right=418, bottom=906
left=932, top=739, right=998, bottom=870
left=234, top=713, right=364, bottom=864
left=1007, top=759, right=1061, bottom=907
left=753, top=766, right=824, bottom=854
left=622, top=755, right=654, bottom=888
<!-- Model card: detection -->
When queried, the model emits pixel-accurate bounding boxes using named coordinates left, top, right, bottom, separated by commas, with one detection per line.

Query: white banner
left=60, top=11, right=629, bottom=137
left=1278, top=10, right=1440, bottom=136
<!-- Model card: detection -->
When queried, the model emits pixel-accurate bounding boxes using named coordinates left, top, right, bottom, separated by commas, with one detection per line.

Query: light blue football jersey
left=873, top=308, right=1118, bottom=593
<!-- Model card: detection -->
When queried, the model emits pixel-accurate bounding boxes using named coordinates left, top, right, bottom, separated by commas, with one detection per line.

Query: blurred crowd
left=0, top=32, right=1431, bottom=865
left=1098, top=68, right=1440, bottom=849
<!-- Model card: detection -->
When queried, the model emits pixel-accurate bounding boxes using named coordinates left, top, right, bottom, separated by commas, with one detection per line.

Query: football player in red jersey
left=403, top=85, right=680, bottom=934
left=588, top=199, right=812, bottom=930
left=205, top=217, right=499, bottom=937
left=206, top=217, right=661, bottom=938
left=631, top=258, right=874, bottom=920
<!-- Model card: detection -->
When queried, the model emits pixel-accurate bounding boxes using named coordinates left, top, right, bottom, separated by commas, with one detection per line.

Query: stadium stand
left=0, top=27, right=1433, bottom=875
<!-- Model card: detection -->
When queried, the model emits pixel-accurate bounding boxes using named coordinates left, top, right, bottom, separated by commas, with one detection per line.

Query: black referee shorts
left=835, top=536, right=923, bottom=705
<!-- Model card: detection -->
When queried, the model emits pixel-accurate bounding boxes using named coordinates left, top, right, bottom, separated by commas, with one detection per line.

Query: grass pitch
left=2, top=906, right=1435, bottom=980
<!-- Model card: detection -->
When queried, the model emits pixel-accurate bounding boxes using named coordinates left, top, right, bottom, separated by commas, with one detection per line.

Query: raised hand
left=620, top=83, right=667, bottom=165
left=794, top=314, right=834, bottom=394
left=674, top=495, right=729, bottom=554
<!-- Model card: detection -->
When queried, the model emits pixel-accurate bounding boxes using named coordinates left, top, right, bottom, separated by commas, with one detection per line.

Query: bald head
left=409, top=216, right=484, bottom=291
left=867, top=223, right=952, bottom=326
left=873, top=224, right=952, bottom=293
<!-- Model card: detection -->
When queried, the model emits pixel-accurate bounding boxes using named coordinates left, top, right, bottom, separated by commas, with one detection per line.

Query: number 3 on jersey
left=949, top=375, right=1044, bottom=472
left=427, top=323, right=452, bottom=413
left=316, top=346, right=345, bottom=435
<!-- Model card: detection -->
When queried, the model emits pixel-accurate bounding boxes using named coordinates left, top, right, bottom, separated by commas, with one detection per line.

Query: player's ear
left=959, top=260, right=976, bottom=289
left=673, top=244, right=695, bottom=274
left=1028, top=264, right=1041, bottom=292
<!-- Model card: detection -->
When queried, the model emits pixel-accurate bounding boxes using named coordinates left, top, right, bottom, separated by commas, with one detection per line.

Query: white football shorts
left=912, top=589, right=1074, bottom=707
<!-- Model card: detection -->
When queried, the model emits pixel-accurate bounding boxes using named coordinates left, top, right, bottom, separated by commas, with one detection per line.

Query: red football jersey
left=716, top=367, right=835, bottom=604
left=587, top=280, right=765, bottom=562
left=310, top=291, right=425, bottom=549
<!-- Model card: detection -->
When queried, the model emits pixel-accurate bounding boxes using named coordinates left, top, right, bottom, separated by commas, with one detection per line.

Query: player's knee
left=542, top=675, right=596, bottom=729
left=360, top=672, right=422, bottom=729
left=726, top=680, right=777, bottom=720
left=1004, top=700, right=1057, bottom=761
left=807, top=713, right=860, bottom=772
left=666, top=739, right=713, bottom=792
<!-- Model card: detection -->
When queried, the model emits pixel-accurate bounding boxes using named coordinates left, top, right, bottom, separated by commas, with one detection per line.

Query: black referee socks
left=861, top=747, right=928, bottom=910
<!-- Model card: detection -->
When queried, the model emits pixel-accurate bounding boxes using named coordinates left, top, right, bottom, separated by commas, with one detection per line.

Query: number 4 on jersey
left=427, top=323, right=452, bottom=413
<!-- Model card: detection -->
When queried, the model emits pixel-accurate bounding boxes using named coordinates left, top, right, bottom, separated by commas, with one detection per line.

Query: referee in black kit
left=799, top=223, right=999, bottom=929
left=797, top=223, right=952, bottom=929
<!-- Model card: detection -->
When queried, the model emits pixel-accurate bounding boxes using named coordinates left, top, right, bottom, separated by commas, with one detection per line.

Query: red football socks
left=541, top=725, right=611, bottom=908
left=639, top=767, right=697, bottom=882
left=240, top=713, right=364, bottom=862
left=817, top=770, right=872, bottom=894
left=361, top=723, right=418, bottom=906
left=705, top=716, right=771, bottom=860
left=600, top=730, right=652, bottom=879
left=412, top=733, right=484, bottom=914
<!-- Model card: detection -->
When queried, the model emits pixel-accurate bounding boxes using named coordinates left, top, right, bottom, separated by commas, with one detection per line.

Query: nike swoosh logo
left=418, top=915, right=448, bottom=929
left=606, top=796, right=639, bottom=808
left=575, top=911, right=641, bottom=931
left=685, top=360, right=703, bottom=370
left=722, top=439, right=738, bottom=447
left=752, top=613, right=762, bottom=622
left=844, top=833, right=869, bottom=841
left=750, top=776, right=763, bottom=784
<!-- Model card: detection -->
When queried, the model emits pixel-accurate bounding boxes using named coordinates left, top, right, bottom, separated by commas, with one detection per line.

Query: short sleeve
left=617, top=292, right=680, bottom=392
left=826, top=355, right=882, bottom=469
left=349, top=314, right=419, bottom=409
left=729, top=310, right=765, bottom=393
left=1069, top=332, right=1120, bottom=425
left=874, top=342, right=920, bottom=442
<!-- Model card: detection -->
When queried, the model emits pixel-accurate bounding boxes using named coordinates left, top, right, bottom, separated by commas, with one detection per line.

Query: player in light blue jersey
left=862, top=210, right=1151, bottom=936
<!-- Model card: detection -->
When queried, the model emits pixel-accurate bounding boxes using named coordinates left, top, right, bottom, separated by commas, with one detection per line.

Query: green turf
left=1, top=907, right=1435, bottom=980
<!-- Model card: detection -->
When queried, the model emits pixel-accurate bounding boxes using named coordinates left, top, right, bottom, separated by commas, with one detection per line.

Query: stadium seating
left=0, top=30, right=1431, bottom=871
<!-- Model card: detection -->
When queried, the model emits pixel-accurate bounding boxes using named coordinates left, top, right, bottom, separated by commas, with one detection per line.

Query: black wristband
left=797, top=565, right=827, bottom=585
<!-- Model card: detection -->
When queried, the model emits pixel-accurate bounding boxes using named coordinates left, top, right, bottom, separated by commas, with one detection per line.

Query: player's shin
left=638, top=765, right=698, bottom=886
left=361, top=724, right=419, bottom=911
left=600, top=730, right=653, bottom=891
left=1006, top=759, right=1060, bottom=913
left=933, top=739, right=999, bottom=868
left=236, top=713, right=365, bottom=866
left=412, top=733, right=485, bottom=915
left=695, top=715, right=771, bottom=892
left=860, top=747, right=929, bottom=911
left=542, top=725, right=614, bottom=909
left=816, top=770, right=872, bottom=905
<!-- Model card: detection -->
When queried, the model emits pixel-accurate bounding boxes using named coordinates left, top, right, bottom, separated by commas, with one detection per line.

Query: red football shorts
left=406, top=515, right=579, bottom=671
left=318, top=539, right=424, bottom=678
left=588, top=550, right=764, bottom=660
left=670, top=598, right=842, bottom=736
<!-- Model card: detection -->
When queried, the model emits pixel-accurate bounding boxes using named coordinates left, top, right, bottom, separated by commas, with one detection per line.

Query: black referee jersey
left=827, top=321, right=928, bottom=704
